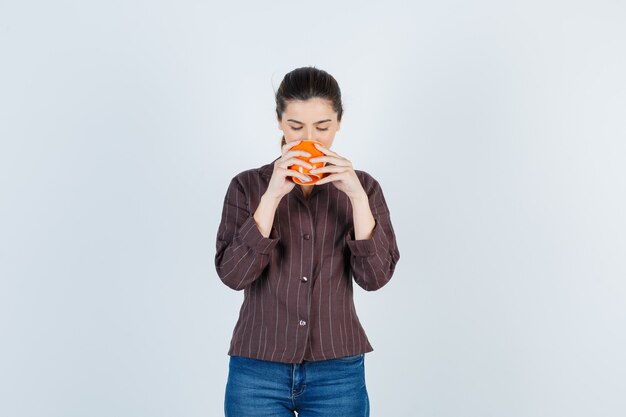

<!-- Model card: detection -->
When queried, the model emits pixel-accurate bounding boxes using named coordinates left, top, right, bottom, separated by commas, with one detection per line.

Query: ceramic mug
left=289, top=140, right=327, bottom=185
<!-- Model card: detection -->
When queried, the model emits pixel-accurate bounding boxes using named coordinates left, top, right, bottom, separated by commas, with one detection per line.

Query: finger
left=284, top=170, right=312, bottom=182
left=282, top=140, right=302, bottom=153
left=277, top=157, right=313, bottom=170
left=309, top=166, right=348, bottom=175
left=314, top=173, right=341, bottom=185
left=295, top=172, right=312, bottom=182
left=276, top=167, right=311, bottom=182
left=309, top=155, right=349, bottom=166
left=284, top=149, right=312, bottom=159
left=313, top=142, right=339, bottom=156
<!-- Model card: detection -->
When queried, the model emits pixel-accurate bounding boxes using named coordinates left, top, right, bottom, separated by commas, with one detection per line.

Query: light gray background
left=1, top=1, right=625, bottom=416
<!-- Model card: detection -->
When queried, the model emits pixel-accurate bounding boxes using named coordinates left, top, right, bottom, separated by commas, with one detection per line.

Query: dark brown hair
left=275, top=66, right=343, bottom=146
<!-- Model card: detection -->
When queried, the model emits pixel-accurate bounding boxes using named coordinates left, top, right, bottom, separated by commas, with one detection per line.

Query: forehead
left=283, top=98, right=336, bottom=119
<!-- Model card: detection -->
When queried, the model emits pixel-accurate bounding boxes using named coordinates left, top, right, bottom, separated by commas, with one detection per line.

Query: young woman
left=215, top=66, right=400, bottom=417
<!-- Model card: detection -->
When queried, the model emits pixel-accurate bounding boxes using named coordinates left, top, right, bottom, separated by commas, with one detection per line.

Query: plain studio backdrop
left=1, top=0, right=625, bottom=416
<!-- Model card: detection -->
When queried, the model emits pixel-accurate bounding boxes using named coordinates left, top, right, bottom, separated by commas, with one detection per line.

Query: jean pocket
left=331, top=353, right=364, bottom=362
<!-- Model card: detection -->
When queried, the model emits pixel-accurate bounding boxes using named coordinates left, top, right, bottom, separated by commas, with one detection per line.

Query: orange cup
left=288, top=140, right=327, bottom=185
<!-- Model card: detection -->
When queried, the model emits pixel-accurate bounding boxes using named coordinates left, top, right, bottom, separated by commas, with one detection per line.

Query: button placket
left=297, top=203, right=314, bottom=363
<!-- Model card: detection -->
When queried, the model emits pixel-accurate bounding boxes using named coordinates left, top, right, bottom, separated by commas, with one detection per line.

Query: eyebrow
left=287, top=119, right=332, bottom=125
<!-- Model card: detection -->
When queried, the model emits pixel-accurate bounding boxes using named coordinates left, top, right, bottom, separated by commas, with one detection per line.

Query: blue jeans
left=224, top=353, right=370, bottom=417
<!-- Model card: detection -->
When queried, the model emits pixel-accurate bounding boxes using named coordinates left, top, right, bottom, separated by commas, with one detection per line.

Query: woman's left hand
left=309, top=143, right=366, bottom=200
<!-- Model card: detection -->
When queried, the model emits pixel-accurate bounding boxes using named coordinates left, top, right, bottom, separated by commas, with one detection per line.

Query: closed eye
left=290, top=127, right=329, bottom=131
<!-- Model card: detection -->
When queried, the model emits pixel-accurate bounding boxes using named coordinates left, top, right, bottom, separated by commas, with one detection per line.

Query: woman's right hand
left=264, top=140, right=313, bottom=201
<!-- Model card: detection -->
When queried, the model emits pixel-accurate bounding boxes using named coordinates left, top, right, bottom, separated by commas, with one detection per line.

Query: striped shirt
left=214, top=157, right=400, bottom=364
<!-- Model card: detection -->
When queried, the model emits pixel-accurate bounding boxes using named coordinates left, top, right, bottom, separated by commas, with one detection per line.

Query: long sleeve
left=215, top=176, right=280, bottom=291
left=345, top=177, right=400, bottom=291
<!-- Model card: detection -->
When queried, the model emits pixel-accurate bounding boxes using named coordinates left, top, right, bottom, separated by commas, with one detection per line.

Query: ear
left=277, top=120, right=283, bottom=131
left=336, top=120, right=341, bottom=131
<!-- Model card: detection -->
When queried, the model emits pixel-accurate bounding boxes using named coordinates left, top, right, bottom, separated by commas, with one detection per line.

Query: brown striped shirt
left=214, top=156, right=400, bottom=364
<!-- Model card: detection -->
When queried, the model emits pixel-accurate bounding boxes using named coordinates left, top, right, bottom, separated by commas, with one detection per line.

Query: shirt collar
left=259, top=157, right=279, bottom=178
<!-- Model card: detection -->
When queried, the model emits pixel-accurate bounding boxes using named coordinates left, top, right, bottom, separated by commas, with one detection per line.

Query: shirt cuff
left=237, top=216, right=280, bottom=255
left=345, top=219, right=382, bottom=257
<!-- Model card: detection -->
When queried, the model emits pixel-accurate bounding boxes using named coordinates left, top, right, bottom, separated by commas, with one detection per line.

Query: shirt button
left=301, top=276, right=308, bottom=282
left=299, top=320, right=306, bottom=326
left=303, top=234, right=311, bottom=240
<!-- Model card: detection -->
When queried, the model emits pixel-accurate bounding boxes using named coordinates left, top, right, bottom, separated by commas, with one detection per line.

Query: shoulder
left=227, top=158, right=277, bottom=190
left=354, top=169, right=383, bottom=195
left=354, top=169, right=393, bottom=214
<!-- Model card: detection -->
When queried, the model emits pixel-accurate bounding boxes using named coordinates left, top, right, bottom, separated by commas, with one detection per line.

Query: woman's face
left=278, top=97, right=341, bottom=148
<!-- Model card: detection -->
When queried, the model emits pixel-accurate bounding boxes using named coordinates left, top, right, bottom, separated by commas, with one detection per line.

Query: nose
left=304, top=126, right=319, bottom=141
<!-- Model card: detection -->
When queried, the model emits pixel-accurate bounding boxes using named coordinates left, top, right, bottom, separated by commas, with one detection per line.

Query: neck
left=301, top=184, right=313, bottom=196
